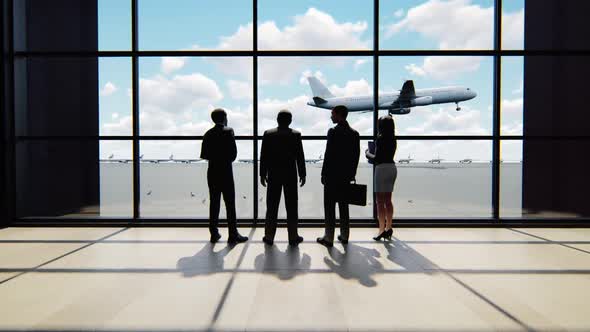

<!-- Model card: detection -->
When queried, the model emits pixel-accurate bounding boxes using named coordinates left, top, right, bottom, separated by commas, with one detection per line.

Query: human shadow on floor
left=177, top=243, right=237, bottom=277
left=383, top=237, right=439, bottom=274
left=253, top=245, right=312, bottom=280
left=323, top=243, right=383, bottom=287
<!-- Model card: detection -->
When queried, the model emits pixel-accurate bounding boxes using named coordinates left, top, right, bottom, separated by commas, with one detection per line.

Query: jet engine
left=389, top=108, right=411, bottom=115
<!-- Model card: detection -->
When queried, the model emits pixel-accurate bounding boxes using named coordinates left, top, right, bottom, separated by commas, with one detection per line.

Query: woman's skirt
left=374, top=163, right=397, bottom=193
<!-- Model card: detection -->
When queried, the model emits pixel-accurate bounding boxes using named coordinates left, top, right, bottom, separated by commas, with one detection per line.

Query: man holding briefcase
left=317, top=105, right=360, bottom=247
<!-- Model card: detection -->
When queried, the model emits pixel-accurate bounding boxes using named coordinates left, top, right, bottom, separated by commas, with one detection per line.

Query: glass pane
left=380, top=0, right=494, bottom=50
left=138, top=0, right=252, bottom=50
left=140, top=140, right=253, bottom=218
left=501, top=57, right=523, bottom=136
left=99, top=0, right=132, bottom=51
left=15, top=58, right=103, bottom=137
left=394, top=140, right=492, bottom=218
left=258, top=0, right=373, bottom=50
left=99, top=141, right=134, bottom=217
left=379, top=56, right=492, bottom=135
left=139, top=57, right=253, bottom=136
left=258, top=56, right=373, bottom=136
left=500, top=140, right=522, bottom=217
left=502, top=0, right=525, bottom=50
left=501, top=140, right=590, bottom=219
left=257, top=140, right=373, bottom=220
left=16, top=140, right=133, bottom=218
left=100, top=58, right=133, bottom=136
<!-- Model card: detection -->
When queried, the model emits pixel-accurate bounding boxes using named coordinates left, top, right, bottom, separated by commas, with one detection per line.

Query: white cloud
left=512, top=80, right=523, bottom=95
left=385, top=0, right=493, bottom=49
left=210, top=8, right=370, bottom=84
left=161, top=57, right=187, bottom=74
left=139, top=73, right=223, bottom=113
left=111, top=113, right=119, bottom=120
left=102, top=114, right=132, bottom=136
left=258, top=8, right=370, bottom=50
left=502, top=98, right=523, bottom=114
left=401, top=105, right=489, bottom=136
left=227, top=80, right=253, bottom=100
left=394, top=9, right=405, bottom=18
left=503, top=9, right=524, bottom=50
left=354, top=59, right=368, bottom=71
left=405, top=56, right=482, bottom=80
left=329, top=79, right=372, bottom=97
left=100, top=82, right=117, bottom=97
left=501, top=122, right=523, bottom=136
left=385, top=0, right=523, bottom=50
left=218, top=23, right=253, bottom=50
left=299, top=70, right=326, bottom=85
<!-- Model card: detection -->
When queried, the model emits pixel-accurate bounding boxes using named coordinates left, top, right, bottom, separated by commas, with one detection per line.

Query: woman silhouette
left=366, top=115, right=397, bottom=240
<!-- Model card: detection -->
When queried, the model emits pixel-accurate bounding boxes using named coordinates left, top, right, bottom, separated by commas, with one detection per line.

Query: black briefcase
left=346, top=181, right=367, bottom=206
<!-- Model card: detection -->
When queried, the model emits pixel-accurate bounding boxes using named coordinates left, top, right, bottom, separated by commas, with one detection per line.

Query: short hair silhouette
left=277, top=109, right=292, bottom=127
left=332, top=105, right=349, bottom=119
left=378, top=115, right=395, bottom=137
left=211, top=108, right=227, bottom=124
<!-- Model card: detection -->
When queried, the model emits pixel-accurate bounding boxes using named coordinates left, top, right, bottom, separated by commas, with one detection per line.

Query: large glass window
left=11, top=0, right=588, bottom=224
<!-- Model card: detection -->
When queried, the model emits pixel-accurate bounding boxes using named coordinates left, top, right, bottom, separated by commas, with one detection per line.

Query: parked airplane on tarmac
left=306, top=154, right=323, bottom=163
left=398, top=154, right=413, bottom=164
left=100, top=154, right=132, bottom=163
left=428, top=155, right=444, bottom=164
left=306, top=77, right=477, bottom=114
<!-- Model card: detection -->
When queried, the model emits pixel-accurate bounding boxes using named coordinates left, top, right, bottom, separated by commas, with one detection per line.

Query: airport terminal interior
left=2, top=0, right=590, bottom=331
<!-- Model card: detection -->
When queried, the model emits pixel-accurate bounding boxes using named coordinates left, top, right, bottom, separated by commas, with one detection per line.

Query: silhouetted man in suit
left=317, top=105, right=360, bottom=247
left=260, top=110, right=306, bottom=246
left=200, top=108, right=248, bottom=244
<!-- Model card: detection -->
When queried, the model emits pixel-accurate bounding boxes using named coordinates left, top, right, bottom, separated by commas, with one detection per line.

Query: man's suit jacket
left=200, top=124, right=237, bottom=170
left=321, top=121, right=360, bottom=185
left=260, top=127, right=306, bottom=181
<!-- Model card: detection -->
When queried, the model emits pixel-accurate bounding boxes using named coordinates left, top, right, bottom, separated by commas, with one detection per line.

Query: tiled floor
left=0, top=227, right=589, bottom=331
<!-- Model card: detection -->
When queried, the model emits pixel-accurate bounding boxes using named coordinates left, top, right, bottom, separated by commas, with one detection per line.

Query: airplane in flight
left=398, top=154, right=413, bottom=164
left=306, top=77, right=477, bottom=114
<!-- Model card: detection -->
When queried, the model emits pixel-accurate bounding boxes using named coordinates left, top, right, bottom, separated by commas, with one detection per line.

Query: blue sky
left=98, top=0, right=524, bottom=161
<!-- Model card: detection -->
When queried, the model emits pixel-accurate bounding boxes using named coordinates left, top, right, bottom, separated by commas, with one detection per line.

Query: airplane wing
left=399, top=80, right=416, bottom=100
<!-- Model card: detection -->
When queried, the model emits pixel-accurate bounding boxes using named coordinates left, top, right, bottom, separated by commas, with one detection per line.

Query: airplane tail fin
left=307, top=77, right=334, bottom=98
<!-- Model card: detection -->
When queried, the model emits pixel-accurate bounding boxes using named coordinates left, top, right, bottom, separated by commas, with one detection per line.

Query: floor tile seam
left=508, top=228, right=590, bottom=256
left=210, top=228, right=258, bottom=327
left=0, top=228, right=129, bottom=286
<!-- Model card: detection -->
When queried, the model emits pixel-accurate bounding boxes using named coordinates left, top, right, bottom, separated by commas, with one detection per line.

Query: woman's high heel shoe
left=373, top=230, right=388, bottom=241
left=384, top=229, right=393, bottom=240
